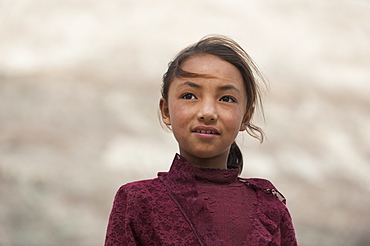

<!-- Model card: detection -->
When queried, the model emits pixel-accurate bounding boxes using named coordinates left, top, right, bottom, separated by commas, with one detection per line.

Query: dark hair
left=161, top=35, right=266, bottom=173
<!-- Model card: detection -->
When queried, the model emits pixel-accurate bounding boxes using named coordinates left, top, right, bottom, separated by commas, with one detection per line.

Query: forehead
left=181, top=54, right=241, bottom=77
left=177, top=54, right=244, bottom=88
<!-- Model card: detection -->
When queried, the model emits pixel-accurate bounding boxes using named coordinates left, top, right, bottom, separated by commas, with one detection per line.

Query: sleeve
left=280, top=206, right=298, bottom=246
left=104, top=186, right=138, bottom=246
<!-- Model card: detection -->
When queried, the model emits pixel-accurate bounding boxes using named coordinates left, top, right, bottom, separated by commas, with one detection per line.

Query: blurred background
left=1, top=0, right=369, bottom=245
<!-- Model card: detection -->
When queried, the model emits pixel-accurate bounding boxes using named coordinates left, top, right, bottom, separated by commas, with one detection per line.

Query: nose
left=197, top=98, right=218, bottom=122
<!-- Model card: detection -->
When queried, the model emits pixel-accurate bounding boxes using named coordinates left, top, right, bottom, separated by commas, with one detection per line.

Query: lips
left=192, top=126, right=220, bottom=135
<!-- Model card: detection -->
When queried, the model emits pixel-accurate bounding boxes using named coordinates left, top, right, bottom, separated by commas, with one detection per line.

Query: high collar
left=169, top=153, right=240, bottom=184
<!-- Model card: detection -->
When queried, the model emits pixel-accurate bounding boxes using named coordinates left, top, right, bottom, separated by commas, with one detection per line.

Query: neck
left=179, top=149, right=229, bottom=169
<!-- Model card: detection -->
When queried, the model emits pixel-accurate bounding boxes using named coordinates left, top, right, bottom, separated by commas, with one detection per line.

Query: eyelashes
left=180, top=93, right=197, bottom=100
left=180, top=93, right=237, bottom=103
left=219, top=95, right=236, bottom=103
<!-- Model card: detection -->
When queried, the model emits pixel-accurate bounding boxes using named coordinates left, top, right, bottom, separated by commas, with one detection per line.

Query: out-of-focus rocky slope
left=0, top=0, right=369, bottom=245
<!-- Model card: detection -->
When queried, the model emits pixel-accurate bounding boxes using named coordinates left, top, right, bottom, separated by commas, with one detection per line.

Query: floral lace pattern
left=195, top=170, right=255, bottom=245
left=105, top=154, right=297, bottom=245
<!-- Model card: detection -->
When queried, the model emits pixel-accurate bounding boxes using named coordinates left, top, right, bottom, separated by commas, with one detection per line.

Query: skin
left=160, top=54, right=252, bottom=169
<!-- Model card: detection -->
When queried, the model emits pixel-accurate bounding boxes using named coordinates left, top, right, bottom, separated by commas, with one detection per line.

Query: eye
left=220, top=96, right=236, bottom=103
left=181, top=93, right=197, bottom=100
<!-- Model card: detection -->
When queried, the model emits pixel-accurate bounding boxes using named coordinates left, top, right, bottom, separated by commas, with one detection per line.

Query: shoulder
left=114, top=178, right=164, bottom=200
left=117, top=177, right=163, bottom=192
left=121, top=178, right=162, bottom=189
left=239, top=177, right=287, bottom=204
left=240, top=177, right=277, bottom=190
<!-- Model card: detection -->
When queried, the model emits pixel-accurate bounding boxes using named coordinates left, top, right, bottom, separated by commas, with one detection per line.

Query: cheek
left=223, top=109, right=245, bottom=129
left=169, top=103, right=192, bottom=124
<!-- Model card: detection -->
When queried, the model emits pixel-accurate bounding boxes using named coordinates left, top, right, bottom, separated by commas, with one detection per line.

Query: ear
left=240, top=106, right=254, bottom=131
left=159, top=98, right=171, bottom=125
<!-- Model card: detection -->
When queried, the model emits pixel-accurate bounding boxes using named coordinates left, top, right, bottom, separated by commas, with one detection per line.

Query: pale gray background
left=1, top=0, right=369, bottom=245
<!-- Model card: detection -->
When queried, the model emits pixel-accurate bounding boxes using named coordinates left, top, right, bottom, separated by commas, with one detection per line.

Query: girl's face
left=160, top=54, right=251, bottom=168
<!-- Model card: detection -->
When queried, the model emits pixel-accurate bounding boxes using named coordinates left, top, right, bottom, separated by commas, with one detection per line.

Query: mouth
left=193, top=130, right=219, bottom=135
left=192, top=126, right=220, bottom=135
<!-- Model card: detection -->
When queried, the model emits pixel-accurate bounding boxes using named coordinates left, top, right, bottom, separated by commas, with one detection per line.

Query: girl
left=105, top=35, right=297, bottom=245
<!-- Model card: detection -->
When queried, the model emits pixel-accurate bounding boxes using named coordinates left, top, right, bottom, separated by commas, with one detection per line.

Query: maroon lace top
left=105, top=154, right=297, bottom=246
left=194, top=164, right=255, bottom=245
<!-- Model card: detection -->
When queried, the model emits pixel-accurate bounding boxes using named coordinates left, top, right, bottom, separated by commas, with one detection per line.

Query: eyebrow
left=177, top=81, right=241, bottom=95
left=218, top=84, right=241, bottom=95
left=177, top=81, right=201, bottom=90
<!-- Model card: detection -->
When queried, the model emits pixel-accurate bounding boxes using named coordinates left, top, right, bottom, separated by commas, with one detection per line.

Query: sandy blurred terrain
left=1, top=0, right=370, bottom=245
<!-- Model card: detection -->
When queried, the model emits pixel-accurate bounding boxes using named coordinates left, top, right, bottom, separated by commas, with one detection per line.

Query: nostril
left=197, top=107, right=218, bottom=122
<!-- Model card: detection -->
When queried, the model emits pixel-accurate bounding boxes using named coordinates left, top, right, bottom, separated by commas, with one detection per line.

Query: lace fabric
left=105, top=154, right=298, bottom=245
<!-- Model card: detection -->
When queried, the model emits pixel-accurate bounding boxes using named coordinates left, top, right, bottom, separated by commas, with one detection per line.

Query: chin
left=189, top=149, right=225, bottom=160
